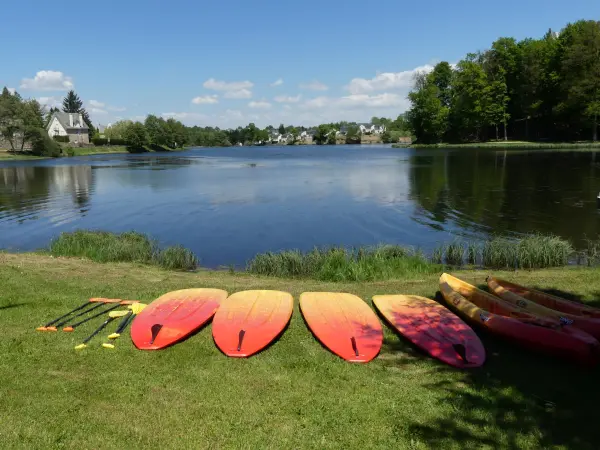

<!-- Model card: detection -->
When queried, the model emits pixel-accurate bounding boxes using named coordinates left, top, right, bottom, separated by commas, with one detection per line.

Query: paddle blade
left=108, top=310, right=129, bottom=319
left=36, top=327, right=47, bottom=332
left=129, top=303, right=147, bottom=314
left=74, top=343, right=87, bottom=350
left=108, top=333, right=120, bottom=340
left=46, top=327, right=58, bottom=332
left=63, top=327, right=74, bottom=332
left=102, top=343, right=115, bottom=349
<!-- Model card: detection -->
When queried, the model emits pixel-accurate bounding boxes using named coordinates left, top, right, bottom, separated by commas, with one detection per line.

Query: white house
left=47, top=112, right=89, bottom=144
left=359, top=123, right=386, bottom=135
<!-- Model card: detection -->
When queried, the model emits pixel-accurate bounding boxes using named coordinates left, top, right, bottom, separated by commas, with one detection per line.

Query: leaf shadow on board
left=397, top=291, right=600, bottom=448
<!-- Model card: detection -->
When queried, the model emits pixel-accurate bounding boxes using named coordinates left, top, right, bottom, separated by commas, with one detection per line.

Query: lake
left=1, top=145, right=600, bottom=267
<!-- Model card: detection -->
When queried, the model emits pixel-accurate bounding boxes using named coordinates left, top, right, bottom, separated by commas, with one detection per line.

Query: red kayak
left=131, top=288, right=228, bottom=350
left=440, top=273, right=599, bottom=365
left=373, top=294, right=485, bottom=368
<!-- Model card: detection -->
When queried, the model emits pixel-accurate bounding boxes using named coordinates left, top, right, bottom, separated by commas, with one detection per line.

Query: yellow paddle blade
left=74, top=343, right=87, bottom=350
left=35, top=327, right=47, bottom=332
left=108, top=332, right=121, bottom=340
left=108, top=310, right=130, bottom=318
left=102, top=343, right=115, bottom=349
left=129, top=303, right=147, bottom=314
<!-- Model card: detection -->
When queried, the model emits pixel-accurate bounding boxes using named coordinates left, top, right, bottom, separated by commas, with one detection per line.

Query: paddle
left=63, top=300, right=139, bottom=332
left=74, top=311, right=130, bottom=350
left=102, top=303, right=147, bottom=349
left=41, top=298, right=123, bottom=332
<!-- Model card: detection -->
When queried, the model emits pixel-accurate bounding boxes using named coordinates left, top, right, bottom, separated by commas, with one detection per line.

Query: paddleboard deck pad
left=131, top=288, right=228, bottom=350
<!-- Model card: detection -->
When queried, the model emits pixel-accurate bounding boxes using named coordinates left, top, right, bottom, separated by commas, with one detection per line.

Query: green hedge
left=92, top=137, right=128, bottom=146
left=52, top=135, right=70, bottom=143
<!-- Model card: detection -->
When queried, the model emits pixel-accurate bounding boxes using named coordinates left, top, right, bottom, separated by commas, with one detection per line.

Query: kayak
left=487, top=276, right=600, bottom=340
left=439, top=273, right=599, bottom=365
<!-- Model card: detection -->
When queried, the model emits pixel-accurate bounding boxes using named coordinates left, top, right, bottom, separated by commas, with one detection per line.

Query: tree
left=278, top=123, right=285, bottom=135
left=0, top=87, right=23, bottom=150
left=430, top=62, right=454, bottom=108
left=62, top=90, right=83, bottom=113
left=407, top=72, right=449, bottom=144
left=124, top=122, right=149, bottom=149
left=345, top=125, right=361, bottom=144
left=288, top=127, right=299, bottom=144
left=144, top=115, right=167, bottom=146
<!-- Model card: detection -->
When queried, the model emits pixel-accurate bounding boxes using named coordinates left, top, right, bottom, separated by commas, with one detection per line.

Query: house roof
left=49, top=111, right=89, bottom=130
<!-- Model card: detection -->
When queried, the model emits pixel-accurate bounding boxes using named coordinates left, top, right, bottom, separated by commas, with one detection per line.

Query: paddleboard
left=373, top=295, right=486, bottom=368
left=212, top=290, right=293, bottom=357
left=131, top=288, right=228, bottom=350
left=300, top=292, right=383, bottom=363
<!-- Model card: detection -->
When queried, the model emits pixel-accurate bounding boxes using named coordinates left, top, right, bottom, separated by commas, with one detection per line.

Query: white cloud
left=89, top=100, right=105, bottom=108
left=299, top=80, right=328, bottom=91
left=20, top=70, right=74, bottom=91
left=192, top=95, right=219, bottom=104
left=345, top=64, right=434, bottom=94
left=107, top=106, right=126, bottom=112
left=302, top=93, right=408, bottom=110
left=203, top=78, right=254, bottom=91
left=7, top=87, right=16, bottom=94
left=90, top=107, right=108, bottom=114
left=224, top=89, right=252, bottom=99
left=37, top=96, right=61, bottom=108
left=270, top=78, right=284, bottom=87
left=283, top=105, right=292, bottom=110
left=274, top=94, right=301, bottom=103
left=248, top=100, right=272, bottom=109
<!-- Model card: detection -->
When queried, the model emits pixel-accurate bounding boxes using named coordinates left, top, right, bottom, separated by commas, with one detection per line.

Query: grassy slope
left=0, top=149, right=47, bottom=161
left=2, top=254, right=600, bottom=449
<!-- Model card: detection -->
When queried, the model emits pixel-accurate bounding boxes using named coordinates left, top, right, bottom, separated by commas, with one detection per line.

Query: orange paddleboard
left=212, top=290, right=293, bottom=357
left=131, top=288, right=228, bottom=350
left=300, top=292, right=383, bottom=363
left=373, top=295, right=485, bottom=368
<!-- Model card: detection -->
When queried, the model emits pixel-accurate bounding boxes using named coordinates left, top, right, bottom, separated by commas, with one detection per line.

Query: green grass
left=246, top=245, right=439, bottom=281
left=393, top=141, right=600, bottom=150
left=48, top=230, right=198, bottom=271
left=69, top=145, right=188, bottom=157
left=1, top=253, right=600, bottom=448
left=0, top=149, right=48, bottom=161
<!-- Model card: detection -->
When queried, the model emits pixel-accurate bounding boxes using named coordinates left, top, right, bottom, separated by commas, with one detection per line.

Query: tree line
left=407, top=19, right=600, bottom=144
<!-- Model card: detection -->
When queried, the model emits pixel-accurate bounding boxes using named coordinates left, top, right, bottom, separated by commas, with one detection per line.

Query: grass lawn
left=2, top=253, right=600, bottom=448
left=0, top=149, right=47, bottom=161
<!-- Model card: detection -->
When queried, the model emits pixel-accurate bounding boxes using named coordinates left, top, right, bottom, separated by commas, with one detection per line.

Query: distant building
left=358, top=123, right=386, bottom=135
left=47, top=112, right=89, bottom=144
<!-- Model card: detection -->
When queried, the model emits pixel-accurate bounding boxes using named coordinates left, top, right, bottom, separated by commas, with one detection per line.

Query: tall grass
left=482, top=235, right=572, bottom=269
left=247, top=245, right=439, bottom=282
left=49, top=230, right=198, bottom=271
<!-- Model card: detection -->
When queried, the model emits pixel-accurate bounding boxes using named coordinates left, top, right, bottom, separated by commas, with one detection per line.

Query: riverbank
left=0, top=145, right=190, bottom=161
left=393, top=141, right=600, bottom=150
left=1, top=252, right=599, bottom=448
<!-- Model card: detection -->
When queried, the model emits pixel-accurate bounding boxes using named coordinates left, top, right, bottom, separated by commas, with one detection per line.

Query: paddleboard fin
left=237, top=329, right=246, bottom=352
left=453, top=343, right=468, bottom=363
left=149, top=324, right=163, bottom=345
left=351, top=336, right=359, bottom=357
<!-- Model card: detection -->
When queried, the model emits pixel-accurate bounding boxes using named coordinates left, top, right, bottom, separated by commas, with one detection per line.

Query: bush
left=247, top=245, right=438, bottom=282
left=48, top=230, right=199, bottom=271
left=92, top=137, right=128, bottom=146
left=52, top=135, right=70, bottom=143
left=65, top=147, right=76, bottom=157
left=29, top=128, right=62, bottom=157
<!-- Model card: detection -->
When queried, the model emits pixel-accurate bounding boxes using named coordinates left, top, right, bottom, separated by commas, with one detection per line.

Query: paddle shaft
left=55, top=302, right=108, bottom=328
left=114, top=312, right=133, bottom=335
left=81, top=316, right=118, bottom=345
left=43, top=301, right=94, bottom=327
left=67, top=304, right=122, bottom=329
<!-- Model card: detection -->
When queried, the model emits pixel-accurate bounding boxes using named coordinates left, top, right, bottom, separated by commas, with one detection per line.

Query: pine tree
left=62, top=90, right=83, bottom=113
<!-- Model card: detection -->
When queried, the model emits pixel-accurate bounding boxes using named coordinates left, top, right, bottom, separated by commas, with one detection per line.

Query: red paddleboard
left=212, top=290, right=293, bottom=357
left=300, top=292, right=383, bottom=363
left=373, top=295, right=485, bottom=368
left=131, top=288, right=228, bottom=350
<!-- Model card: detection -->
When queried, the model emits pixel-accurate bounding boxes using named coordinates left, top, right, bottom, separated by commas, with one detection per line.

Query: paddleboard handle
left=351, top=336, right=359, bottom=357
left=237, top=329, right=246, bottom=352
left=452, top=343, right=469, bottom=363
left=149, top=324, right=163, bottom=345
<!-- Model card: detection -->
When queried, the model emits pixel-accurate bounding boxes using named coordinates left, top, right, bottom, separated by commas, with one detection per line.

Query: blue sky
left=1, top=0, right=598, bottom=128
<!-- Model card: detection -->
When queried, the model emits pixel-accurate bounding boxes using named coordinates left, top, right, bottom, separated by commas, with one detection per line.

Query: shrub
left=247, top=245, right=438, bottom=282
left=29, top=128, right=62, bottom=157
left=154, top=245, right=198, bottom=271
left=92, top=137, right=128, bottom=146
left=52, top=135, right=70, bottom=143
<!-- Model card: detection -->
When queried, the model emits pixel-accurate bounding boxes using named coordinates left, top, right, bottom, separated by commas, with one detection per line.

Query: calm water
left=2, top=145, right=600, bottom=267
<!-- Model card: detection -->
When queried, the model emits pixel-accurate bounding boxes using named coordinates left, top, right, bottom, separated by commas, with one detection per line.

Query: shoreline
left=0, top=145, right=191, bottom=161
left=392, top=141, right=600, bottom=150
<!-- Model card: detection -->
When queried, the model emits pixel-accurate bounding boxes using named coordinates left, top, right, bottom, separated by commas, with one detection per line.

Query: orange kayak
left=487, top=276, right=600, bottom=340
left=440, top=274, right=599, bottom=365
